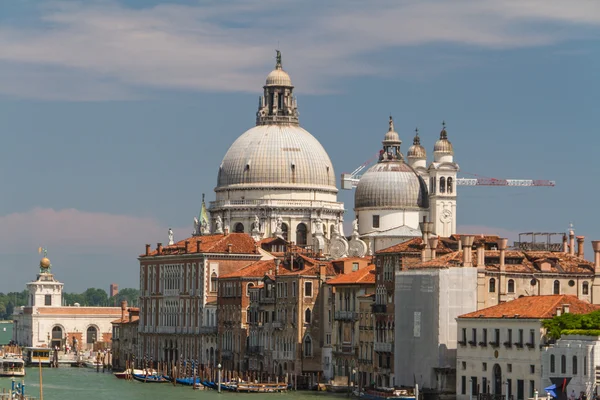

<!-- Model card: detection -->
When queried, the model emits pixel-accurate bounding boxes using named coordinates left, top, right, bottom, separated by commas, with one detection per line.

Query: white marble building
left=208, top=51, right=345, bottom=252
left=354, top=120, right=459, bottom=253
left=13, top=255, right=121, bottom=350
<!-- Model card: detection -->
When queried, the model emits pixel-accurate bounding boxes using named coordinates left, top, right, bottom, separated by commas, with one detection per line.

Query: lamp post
left=352, top=368, right=357, bottom=394
left=218, top=363, right=222, bottom=393
left=504, top=381, right=509, bottom=400
left=469, top=378, right=473, bottom=400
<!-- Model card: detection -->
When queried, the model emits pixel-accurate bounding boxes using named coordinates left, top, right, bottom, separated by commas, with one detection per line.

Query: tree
left=82, top=288, right=108, bottom=306
left=108, top=288, right=140, bottom=307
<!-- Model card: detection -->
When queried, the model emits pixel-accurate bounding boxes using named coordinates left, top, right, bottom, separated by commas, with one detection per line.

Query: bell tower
left=428, top=122, right=459, bottom=237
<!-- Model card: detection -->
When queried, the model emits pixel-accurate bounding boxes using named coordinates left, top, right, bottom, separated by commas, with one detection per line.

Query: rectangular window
left=508, top=329, right=513, bottom=344
left=507, top=379, right=512, bottom=398
left=461, top=376, right=466, bottom=395
left=471, top=377, right=478, bottom=396
left=462, top=361, right=466, bottom=370
left=304, top=281, right=313, bottom=297
left=483, top=328, right=487, bottom=344
left=530, top=365, right=535, bottom=374
left=462, top=328, right=467, bottom=343
left=292, top=282, right=297, bottom=297
left=508, top=364, right=513, bottom=373
left=482, top=362, right=487, bottom=371
left=519, top=329, right=524, bottom=345
left=352, top=262, right=359, bottom=271
left=471, top=328, right=477, bottom=343
left=529, top=329, right=535, bottom=346
left=529, top=381, right=535, bottom=398
left=517, top=380, right=524, bottom=400
left=482, top=377, right=487, bottom=394
left=495, top=329, right=500, bottom=345
left=372, top=215, right=380, bottom=228
left=44, top=295, right=51, bottom=306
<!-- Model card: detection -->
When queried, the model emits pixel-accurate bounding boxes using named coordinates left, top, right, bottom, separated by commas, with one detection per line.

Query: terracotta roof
left=38, top=307, right=121, bottom=316
left=376, top=237, right=454, bottom=255
left=219, top=260, right=279, bottom=279
left=327, top=264, right=376, bottom=285
left=142, top=233, right=258, bottom=257
left=111, top=315, right=140, bottom=324
left=409, top=249, right=594, bottom=274
left=459, top=295, right=599, bottom=319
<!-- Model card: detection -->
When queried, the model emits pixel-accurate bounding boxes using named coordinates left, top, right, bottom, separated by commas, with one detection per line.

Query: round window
left=569, top=280, right=575, bottom=287
left=530, top=279, right=537, bottom=286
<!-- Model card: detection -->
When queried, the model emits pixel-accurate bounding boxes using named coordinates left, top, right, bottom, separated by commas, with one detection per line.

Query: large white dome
left=216, top=124, right=337, bottom=192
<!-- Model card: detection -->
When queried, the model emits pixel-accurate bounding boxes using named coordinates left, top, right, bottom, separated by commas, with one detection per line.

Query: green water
left=0, top=368, right=340, bottom=400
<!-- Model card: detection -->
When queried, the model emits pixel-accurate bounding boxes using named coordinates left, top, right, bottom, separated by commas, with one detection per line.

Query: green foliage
left=0, top=290, right=29, bottom=321
left=543, top=310, right=600, bottom=339
left=108, top=288, right=139, bottom=307
left=561, top=329, right=600, bottom=336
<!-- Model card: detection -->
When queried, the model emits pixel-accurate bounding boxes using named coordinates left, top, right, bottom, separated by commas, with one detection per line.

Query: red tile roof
left=219, top=260, right=279, bottom=279
left=327, top=264, right=376, bottom=285
left=459, top=295, right=599, bottom=319
left=376, top=234, right=501, bottom=255
left=142, top=233, right=258, bottom=257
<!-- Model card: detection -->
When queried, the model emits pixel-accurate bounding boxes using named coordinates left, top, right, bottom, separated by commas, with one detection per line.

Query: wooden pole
left=38, top=356, right=43, bottom=400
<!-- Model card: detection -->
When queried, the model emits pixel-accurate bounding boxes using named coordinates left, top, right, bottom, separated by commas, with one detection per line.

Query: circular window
left=530, top=279, right=537, bottom=286
left=569, top=280, right=575, bottom=287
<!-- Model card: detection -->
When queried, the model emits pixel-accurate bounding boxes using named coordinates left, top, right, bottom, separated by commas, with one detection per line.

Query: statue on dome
left=168, top=228, right=174, bottom=245
left=275, top=50, right=282, bottom=67
left=252, top=215, right=261, bottom=232
left=352, top=218, right=359, bottom=235
left=215, top=215, right=223, bottom=234
left=313, top=218, right=324, bottom=236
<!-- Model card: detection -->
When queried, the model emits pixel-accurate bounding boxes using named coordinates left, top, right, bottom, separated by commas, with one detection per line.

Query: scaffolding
left=513, top=232, right=564, bottom=252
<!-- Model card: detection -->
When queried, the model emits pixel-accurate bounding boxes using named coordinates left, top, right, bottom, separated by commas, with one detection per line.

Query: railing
left=221, top=350, right=233, bottom=360
left=333, top=345, right=357, bottom=355
left=260, top=297, right=275, bottom=304
left=374, top=342, right=393, bottom=353
left=199, top=326, right=217, bottom=334
left=335, top=311, right=359, bottom=321
left=372, top=304, right=387, bottom=313
left=210, top=199, right=344, bottom=210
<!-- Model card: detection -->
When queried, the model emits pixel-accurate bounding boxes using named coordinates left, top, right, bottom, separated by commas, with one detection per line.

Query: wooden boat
left=84, top=360, right=103, bottom=369
left=174, top=377, right=202, bottom=386
left=132, top=373, right=169, bottom=383
left=113, top=369, right=149, bottom=379
left=235, top=382, right=289, bottom=393
left=0, top=357, right=25, bottom=377
left=363, top=388, right=416, bottom=400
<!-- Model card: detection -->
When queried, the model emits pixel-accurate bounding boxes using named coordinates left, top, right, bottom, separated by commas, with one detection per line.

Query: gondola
left=132, top=373, right=170, bottom=383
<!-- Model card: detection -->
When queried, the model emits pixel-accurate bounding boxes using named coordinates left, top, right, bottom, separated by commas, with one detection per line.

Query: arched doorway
left=281, top=223, right=289, bottom=241
left=235, top=223, right=244, bottom=233
left=86, top=326, right=98, bottom=347
left=493, top=364, right=502, bottom=395
left=51, top=326, right=62, bottom=349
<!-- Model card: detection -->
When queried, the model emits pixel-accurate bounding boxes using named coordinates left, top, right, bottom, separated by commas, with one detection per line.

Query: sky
left=1, top=0, right=599, bottom=292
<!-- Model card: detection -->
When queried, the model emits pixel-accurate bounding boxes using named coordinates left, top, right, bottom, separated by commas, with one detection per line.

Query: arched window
left=507, top=279, right=515, bottom=293
left=86, top=326, right=98, bottom=344
left=247, top=282, right=254, bottom=297
left=550, top=355, right=555, bottom=373
left=296, top=223, right=307, bottom=246
left=584, top=356, right=587, bottom=375
left=440, top=177, right=446, bottom=193
left=303, top=336, right=312, bottom=357
left=234, top=223, right=244, bottom=233
left=583, top=281, right=589, bottom=295
left=489, top=278, right=496, bottom=293
left=573, top=356, right=578, bottom=375
left=281, top=223, right=289, bottom=241
left=52, top=326, right=62, bottom=340
left=210, top=272, right=218, bottom=292
left=554, top=280, right=560, bottom=295
left=447, top=177, right=453, bottom=194
left=561, top=355, right=566, bottom=374
left=304, top=308, right=312, bottom=324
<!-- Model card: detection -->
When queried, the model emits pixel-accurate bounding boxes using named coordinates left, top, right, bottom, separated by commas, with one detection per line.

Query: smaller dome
left=265, top=68, right=292, bottom=87
left=434, top=123, right=453, bottom=155
left=40, top=257, right=51, bottom=269
left=382, top=116, right=401, bottom=145
left=407, top=128, right=426, bottom=158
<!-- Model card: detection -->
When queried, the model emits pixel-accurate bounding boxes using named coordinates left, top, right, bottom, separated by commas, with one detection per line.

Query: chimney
left=157, top=243, right=163, bottom=255
left=576, top=236, right=585, bottom=258
left=457, top=237, right=462, bottom=252
left=592, top=241, right=600, bottom=274
left=196, top=240, right=201, bottom=253
left=497, top=238, right=508, bottom=272
left=121, top=300, right=128, bottom=321
left=461, top=236, right=474, bottom=267
left=428, top=236, right=439, bottom=260
left=320, top=264, right=327, bottom=282
left=184, top=240, right=189, bottom=254
left=563, top=304, right=570, bottom=314
left=145, top=244, right=151, bottom=256
left=224, top=226, right=230, bottom=236
left=476, top=242, right=485, bottom=269
left=227, top=243, right=232, bottom=253
left=420, top=221, right=432, bottom=262
left=562, top=235, right=568, bottom=253
left=275, top=259, right=281, bottom=275
left=419, top=217, right=429, bottom=243
left=556, top=307, right=562, bottom=317
left=569, top=230, right=575, bottom=256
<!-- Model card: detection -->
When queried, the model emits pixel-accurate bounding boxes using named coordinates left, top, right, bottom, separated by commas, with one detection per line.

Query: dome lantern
left=380, top=116, right=403, bottom=162
left=256, top=50, right=299, bottom=126
left=407, top=127, right=427, bottom=159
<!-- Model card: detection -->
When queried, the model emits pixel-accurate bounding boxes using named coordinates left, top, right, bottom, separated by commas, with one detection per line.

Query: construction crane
left=340, top=155, right=555, bottom=190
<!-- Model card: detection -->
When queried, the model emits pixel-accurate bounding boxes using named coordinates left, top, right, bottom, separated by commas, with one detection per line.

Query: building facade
left=13, top=255, right=120, bottom=349
left=137, top=233, right=262, bottom=366
left=456, top=295, right=597, bottom=400
left=111, top=301, right=139, bottom=370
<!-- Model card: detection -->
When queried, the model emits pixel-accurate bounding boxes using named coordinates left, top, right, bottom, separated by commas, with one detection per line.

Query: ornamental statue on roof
left=38, top=247, right=51, bottom=273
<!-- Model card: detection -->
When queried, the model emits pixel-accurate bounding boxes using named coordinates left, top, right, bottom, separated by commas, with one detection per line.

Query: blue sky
left=1, top=0, right=599, bottom=292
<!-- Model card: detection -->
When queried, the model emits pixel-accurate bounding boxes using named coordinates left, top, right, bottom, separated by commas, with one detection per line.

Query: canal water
left=0, top=368, right=341, bottom=400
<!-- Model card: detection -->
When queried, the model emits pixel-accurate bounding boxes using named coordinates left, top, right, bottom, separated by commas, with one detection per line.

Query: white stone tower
left=428, top=122, right=459, bottom=237
left=26, top=253, right=63, bottom=308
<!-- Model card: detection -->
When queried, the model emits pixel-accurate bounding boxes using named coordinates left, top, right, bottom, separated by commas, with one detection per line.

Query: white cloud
left=0, top=207, right=186, bottom=254
left=0, top=0, right=599, bottom=100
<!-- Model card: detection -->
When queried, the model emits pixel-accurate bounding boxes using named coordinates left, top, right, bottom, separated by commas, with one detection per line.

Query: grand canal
left=0, top=368, right=339, bottom=400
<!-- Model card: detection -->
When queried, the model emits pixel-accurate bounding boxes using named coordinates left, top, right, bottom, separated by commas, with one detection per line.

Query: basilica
left=205, top=51, right=457, bottom=256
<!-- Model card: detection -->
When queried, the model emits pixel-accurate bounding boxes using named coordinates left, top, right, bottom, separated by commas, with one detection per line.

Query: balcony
left=358, top=358, right=372, bottom=365
left=221, top=350, right=233, bottom=360
left=199, top=326, right=217, bottom=334
left=272, top=351, right=294, bottom=360
left=271, top=321, right=283, bottom=329
left=247, top=346, right=263, bottom=355
left=374, top=342, right=393, bottom=353
left=333, top=344, right=357, bottom=355
left=259, top=297, right=275, bottom=304
left=372, top=304, right=387, bottom=314
left=335, top=310, right=359, bottom=321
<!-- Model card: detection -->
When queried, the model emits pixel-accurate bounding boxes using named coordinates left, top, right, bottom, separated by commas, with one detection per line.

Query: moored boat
left=113, top=368, right=149, bottom=379
left=0, top=357, right=25, bottom=377
left=132, top=373, right=169, bottom=383
left=363, top=388, right=416, bottom=400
